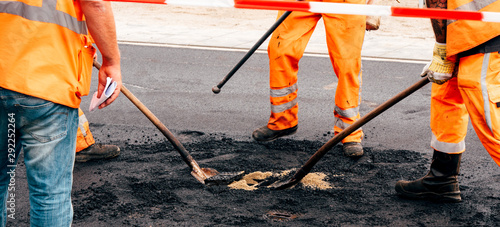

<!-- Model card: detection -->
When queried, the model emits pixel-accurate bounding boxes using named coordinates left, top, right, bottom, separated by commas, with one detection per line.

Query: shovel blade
left=269, top=178, right=300, bottom=190
left=189, top=167, right=217, bottom=184
left=191, top=168, right=244, bottom=185
left=201, top=168, right=220, bottom=178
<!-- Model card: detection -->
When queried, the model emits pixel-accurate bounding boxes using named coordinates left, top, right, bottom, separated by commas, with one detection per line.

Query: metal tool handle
left=212, top=10, right=293, bottom=94
left=92, top=60, right=208, bottom=181
left=275, top=77, right=431, bottom=189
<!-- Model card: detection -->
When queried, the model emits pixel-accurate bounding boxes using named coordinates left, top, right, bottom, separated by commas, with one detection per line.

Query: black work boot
left=343, top=142, right=364, bottom=157
left=76, top=144, right=120, bottom=163
left=252, top=125, right=298, bottom=142
left=395, top=150, right=462, bottom=202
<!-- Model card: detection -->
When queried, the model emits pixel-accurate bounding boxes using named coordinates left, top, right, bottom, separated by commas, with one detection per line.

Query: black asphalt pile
left=66, top=129, right=500, bottom=226
left=6, top=127, right=500, bottom=226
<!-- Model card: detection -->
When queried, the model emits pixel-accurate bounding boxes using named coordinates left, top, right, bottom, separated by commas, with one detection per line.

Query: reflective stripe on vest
left=455, top=0, right=495, bottom=11
left=0, top=0, right=87, bottom=35
left=448, top=0, right=496, bottom=24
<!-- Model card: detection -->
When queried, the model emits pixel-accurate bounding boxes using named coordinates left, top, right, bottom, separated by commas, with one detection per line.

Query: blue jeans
left=0, top=88, right=77, bottom=227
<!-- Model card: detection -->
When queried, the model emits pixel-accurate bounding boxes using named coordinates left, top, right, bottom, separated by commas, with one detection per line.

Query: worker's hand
left=96, top=58, right=122, bottom=109
left=82, top=0, right=121, bottom=109
left=421, top=42, right=455, bottom=85
left=366, top=15, right=380, bottom=31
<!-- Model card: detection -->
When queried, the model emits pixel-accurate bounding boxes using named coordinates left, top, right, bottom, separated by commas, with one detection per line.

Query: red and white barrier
left=107, top=0, right=500, bottom=22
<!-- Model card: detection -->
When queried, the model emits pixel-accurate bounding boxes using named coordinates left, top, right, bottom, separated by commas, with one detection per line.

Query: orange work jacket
left=447, top=0, right=500, bottom=57
left=0, top=0, right=96, bottom=108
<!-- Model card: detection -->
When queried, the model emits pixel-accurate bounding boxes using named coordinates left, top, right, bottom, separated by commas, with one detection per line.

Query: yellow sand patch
left=228, top=171, right=273, bottom=191
left=228, top=170, right=334, bottom=191
left=228, top=180, right=259, bottom=191
left=276, top=169, right=294, bottom=177
left=301, top=172, right=333, bottom=190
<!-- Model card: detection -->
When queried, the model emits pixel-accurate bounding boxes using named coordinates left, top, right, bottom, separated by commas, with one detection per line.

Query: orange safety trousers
left=430, top=52, right=500, bottom=167
left=266, top=0, right=365, bottom=143
left=76, top=108, right=95, bottom=152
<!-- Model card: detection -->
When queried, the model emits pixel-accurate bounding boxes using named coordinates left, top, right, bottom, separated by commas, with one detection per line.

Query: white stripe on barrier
left=309, top=2, right=392, bottom=16
left=482, top=11, right=500, bottom=22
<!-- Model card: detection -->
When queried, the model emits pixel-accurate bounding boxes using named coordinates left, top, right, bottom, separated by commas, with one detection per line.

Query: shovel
left=93, top=60, right=244, bottom=185
left=271, top=76, right=430, bottom=190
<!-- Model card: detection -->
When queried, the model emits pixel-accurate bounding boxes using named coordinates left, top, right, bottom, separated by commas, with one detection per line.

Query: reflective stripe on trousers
left=76, top=108, right=95, bottom=152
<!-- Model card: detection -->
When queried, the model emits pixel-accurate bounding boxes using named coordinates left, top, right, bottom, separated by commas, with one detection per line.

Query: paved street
left=6, top=3, right=500, bottom=225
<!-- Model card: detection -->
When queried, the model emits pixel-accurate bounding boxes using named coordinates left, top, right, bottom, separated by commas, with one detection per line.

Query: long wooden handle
left=92, top=60, right=207, bottom=180
left=276, top=77, right=431, bottom=189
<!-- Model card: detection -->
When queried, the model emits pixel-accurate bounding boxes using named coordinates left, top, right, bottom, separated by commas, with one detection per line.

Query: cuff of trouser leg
left=334, top=128, right=363, bottom=143
left=267, top=123, right=298, bottom=131
left=341, top=138, right=362, bottom=143
left=431, top=143, right=465, bottom=154
left=431, top=147, right=465, bottom=155
left=76, top=137, right=95, bottom=153
left=430, top=134, right=465, bottom=154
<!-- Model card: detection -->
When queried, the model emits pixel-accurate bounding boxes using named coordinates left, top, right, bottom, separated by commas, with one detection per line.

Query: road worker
left=0, top=0, right=121, bottom=225
left=76, top=109, right=120, bottom=163
left=252, top=0, right=367, bottom=157
left=395, top=0, right=500, bottom=202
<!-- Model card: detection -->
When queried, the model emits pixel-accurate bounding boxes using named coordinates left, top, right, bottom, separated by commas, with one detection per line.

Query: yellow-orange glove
left=421, top=42, right=455, bottom=85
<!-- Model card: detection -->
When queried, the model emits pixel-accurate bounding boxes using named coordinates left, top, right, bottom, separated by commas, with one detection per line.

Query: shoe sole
left=75, top=151, right=120, bottom=163
left=344, top=152, right=364, bottom=157
left=395, top=185, right=462, bottom=203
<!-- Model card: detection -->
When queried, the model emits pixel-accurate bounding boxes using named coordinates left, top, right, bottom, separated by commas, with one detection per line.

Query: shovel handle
left=280, top=77, right=431, bottom=189
left=212, top=10, right=293, bottom=94
left=92, top=60, right=208, bottom=182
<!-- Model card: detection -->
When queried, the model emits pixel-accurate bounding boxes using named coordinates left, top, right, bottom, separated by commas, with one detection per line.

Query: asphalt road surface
left=7, top=44, right=499, bottom=226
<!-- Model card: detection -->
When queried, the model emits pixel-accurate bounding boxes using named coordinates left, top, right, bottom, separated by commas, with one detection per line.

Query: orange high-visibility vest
left=447, top=0, right=500, bottom=57
left=0, top=0, right=96, bottom=108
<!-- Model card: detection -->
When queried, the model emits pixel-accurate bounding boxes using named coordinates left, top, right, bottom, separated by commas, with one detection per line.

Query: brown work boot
left=366, top=15, right=381, bottom=31
left=76, top=144, right=120, bottom=163
left=252, top=125, right=298, bottom=142
left=343, top=142, right=364, bottom=157
left=395, top=150, right=462, bottom=203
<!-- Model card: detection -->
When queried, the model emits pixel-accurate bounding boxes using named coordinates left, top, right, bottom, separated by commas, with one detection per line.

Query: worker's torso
left=447, top=0, right=500, bottom=57
left=0, top=0, right=95, bottom=108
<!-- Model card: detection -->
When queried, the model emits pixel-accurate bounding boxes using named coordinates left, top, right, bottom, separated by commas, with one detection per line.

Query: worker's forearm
left=80, top=1, right=120, bottom=65
left=426, top=0, right=447, bottom=43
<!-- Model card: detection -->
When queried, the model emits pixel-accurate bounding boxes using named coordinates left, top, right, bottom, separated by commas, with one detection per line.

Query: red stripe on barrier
left=391, top=7, right=483, bottom=20
left=234, top=0, right=310, bottom=11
